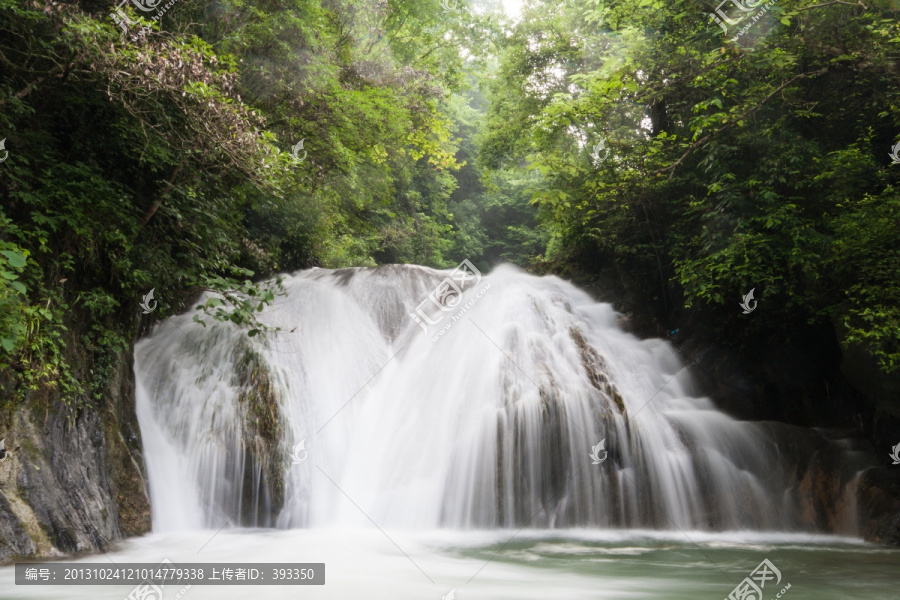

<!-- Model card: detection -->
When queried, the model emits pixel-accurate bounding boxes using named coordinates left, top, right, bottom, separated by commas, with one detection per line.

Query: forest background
left=1, top=0, right=899, bottom=431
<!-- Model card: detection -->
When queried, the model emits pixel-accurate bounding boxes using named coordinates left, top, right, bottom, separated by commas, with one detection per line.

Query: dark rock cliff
left=0, top=348, right=150, bottom=563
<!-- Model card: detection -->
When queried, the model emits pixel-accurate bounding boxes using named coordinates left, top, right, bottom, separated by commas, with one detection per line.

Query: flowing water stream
left=3, top=264, right=898, bottom=599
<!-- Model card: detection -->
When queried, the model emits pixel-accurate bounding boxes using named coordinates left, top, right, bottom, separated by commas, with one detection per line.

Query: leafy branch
left=191, top=268, right=284, bottom=338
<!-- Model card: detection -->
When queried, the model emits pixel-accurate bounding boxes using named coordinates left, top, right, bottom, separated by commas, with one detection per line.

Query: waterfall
left=133, top=264, right=835, bottom=533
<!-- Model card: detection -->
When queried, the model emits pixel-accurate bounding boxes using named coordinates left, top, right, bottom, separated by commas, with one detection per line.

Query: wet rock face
left=0, top=350, right=151, bottom=563
left=570, top=327, right=626, bottom=414
left=20, top=408, right=119, bottom=553
left=232, top=343, right=285, bottom=527
left=0, top=405, right=117, bottom=561
left=0, top=483, right=36, bottom=560
left=858, top=468, right=900, bottom=546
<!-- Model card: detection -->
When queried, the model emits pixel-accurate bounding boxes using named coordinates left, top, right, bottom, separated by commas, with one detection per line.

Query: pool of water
left=2, top=529, right=897, bottom=599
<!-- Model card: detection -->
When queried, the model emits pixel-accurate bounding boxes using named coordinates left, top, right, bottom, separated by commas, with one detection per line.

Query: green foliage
left=6, top=0, right=896, bottom=425
left=0, top=0, right=496, bottom=409
left=479, top=0, right=900, bottom=374
left=192, top=269, right=284, bottom=338
left=828, top=190, right=900, bottom=372
left=0, top=235, right=28, bottom=355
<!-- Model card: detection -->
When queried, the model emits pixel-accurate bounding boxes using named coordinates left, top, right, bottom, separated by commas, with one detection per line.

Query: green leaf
left=0, top=250, right=26, bottom=268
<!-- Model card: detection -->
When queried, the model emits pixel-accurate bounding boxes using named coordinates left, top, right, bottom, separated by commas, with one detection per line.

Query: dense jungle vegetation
left=1, top=0, right=899, bottom=414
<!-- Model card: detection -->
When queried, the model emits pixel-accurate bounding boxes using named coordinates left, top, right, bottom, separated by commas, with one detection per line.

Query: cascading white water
left=133, top=264, right=816, bottom=534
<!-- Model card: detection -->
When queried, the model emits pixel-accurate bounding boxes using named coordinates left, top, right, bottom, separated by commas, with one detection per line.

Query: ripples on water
left=2, top=529, right=898, bottom=599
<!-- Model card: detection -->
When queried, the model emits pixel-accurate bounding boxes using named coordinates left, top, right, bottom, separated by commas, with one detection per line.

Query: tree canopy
left=1, top=0, right=899, bottom=412
left=479, top=0, right=900, bottom=375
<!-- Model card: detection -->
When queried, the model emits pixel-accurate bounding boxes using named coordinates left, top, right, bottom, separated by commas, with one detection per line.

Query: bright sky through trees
left=502, top=0, right=523, bottom=18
